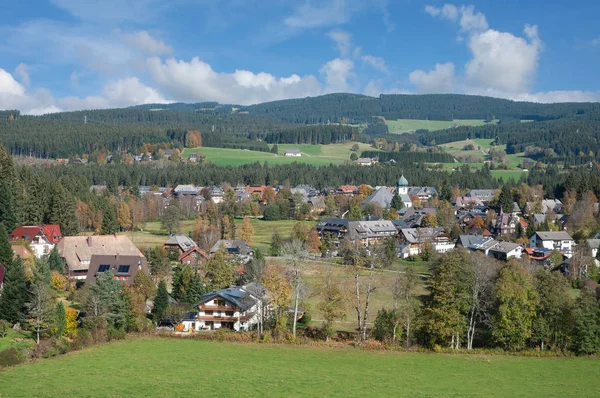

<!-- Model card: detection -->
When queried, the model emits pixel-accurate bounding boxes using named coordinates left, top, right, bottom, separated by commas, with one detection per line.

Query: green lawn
left=127, top=219, right=315, bottom=252
left=181, top=142, right=375, bottom=167
left=491, top=170, right=527, bottom=181
left=0, top=329, right=33, bottom=352
left=386, top=119, right=495, bottom=134
left=1, top=338, right=595, bottom=397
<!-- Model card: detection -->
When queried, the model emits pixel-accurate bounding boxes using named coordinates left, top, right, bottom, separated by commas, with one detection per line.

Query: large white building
left=529, top=231, right=574, bottom=257
left=182, top=286, right=265, bottom=332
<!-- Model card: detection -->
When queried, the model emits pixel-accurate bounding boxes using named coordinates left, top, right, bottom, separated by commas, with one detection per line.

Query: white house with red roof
left=9, top=224, right=63, bottom=258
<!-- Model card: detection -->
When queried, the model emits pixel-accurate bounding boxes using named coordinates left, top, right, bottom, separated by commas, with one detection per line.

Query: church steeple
left=396, top=174, right=408, bottom=195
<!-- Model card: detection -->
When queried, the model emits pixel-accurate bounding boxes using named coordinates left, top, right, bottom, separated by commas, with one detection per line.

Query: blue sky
left=0, top=0, right=598, bottom=114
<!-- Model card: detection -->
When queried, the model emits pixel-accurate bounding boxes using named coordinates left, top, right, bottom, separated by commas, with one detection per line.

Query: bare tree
left=28, top=281, right=55, bottom=344
left=464, top=254, right=500, bottom=349
left=392, top=267, right=420, bottom=347
left=282, top=239, right=309, bottom=338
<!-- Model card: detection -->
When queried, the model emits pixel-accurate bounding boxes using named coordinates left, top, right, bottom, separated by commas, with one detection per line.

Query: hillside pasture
left=0, top=338, right=594, bottom=397
left=182, top=142, right=374, bottom=167
left=386, top=119, right=495, bottom=134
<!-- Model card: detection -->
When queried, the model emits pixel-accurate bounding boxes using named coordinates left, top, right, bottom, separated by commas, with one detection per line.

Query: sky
left=0, top=0, right=599, bottom=114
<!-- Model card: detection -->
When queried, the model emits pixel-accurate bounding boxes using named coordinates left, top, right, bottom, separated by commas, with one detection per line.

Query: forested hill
left=241, top=93, right=600, bottom=124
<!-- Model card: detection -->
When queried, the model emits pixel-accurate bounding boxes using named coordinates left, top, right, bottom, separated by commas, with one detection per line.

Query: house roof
left=455, top=196, right=484, bottom=208
left=164, top=233, right=197, bottom=252
left=338, top=185, right=357, bottom=193
left=210, top=240, right=252, bottom=255
left=489, top=241, right=523, bottom=254
left=468, top=189, right=496, bottom=200
left=57, top=235, right=144, bottom=271
left=196, top=287, right=259, bottom=311
left=85, top=254, right=149, bottom=285
left=586, top=239, right=600, bottom=250
left=174, top=184, right=199, bottom=194
left=458, top=235, right=496, bottom=250
left=12, top=245, right=32, bottom=259
left=10, top=224, right=63, bottom=244
left=178, top=246, right=209, bottom=262
left=362, top=187, right=394, bottom=209
left=532, top=231, right=573, bottom=241
left=401, top=228, right=446, bottom=243
left=285, top=149, right=301, bottom=154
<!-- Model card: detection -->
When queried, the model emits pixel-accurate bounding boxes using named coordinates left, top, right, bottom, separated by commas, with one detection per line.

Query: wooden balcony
left=199, top=305, right=236, bottom=311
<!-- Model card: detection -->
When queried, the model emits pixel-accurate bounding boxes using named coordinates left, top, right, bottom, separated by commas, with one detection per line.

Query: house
left=173, top=184, right=200, bottom=198
left=362, top=187, right=394, bottom=209
left=490, top=212, right=521, bottom=236
left=9, top=224, right=63, bottom=258
left=85, top=254, right=149, bottom=285
left=467, top=189, right=497, bottom=203
left=529, top=231, right=574, bottom=257
left=163, top=233, right=197, bottom=255
left=184, top=286, right=264, bottom=331
left=455, top=196, right=484, bottom=209
left=356, top=158, right=376, bottom=166
left=11, top=245, right=32, bottom=260
left=488, top=242, right=524, bottom=261
left=188, top=153, right=203, bottom=163
left=532, top=213, right=566, bottom=229
left=315, top=219, right=397, bottom=247
left=456, top=235, right=499, bottom=256
left=210, top=186, right=224, bottom=203
left=57, top=235, right=145, bottom=281
left=399, top=207, right=436, bottom=227
left=210, top=240, right=252, bottom=257
left=284, top=149, right=302, bottom=157
left=407, top=186, right=439, bottom=201
left=586, top=239, right=600, bottom=259
left=525, top=199, right=563, bottom=214
left=337, top=185, right=357, bottom=195
left=179, top=246, right=209, bottom=266
left=397, top=228, right=454, bottom=258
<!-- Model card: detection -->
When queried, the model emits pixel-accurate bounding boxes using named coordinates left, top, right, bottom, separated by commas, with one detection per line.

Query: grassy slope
left=0, top=329, right=33, bottom=352
left=386, top=119, right=495, bottom=134
left=181, top=142, right=374, bottom=167
left=126, top=219, right=315, bottom=253
left=1, top=338, right=594, bottom=397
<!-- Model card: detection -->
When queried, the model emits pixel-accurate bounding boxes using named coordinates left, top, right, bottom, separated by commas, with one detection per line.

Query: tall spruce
left=49, top=183, right=78, bottom=236
left=152, top=280, right=169, bottom=322
left=0, top=180, right=16, bottom=232
left=0, top=257, right=29, bottom=324
left=572, top=286, right=600, bottom=355
left=0, top=223, right=13, bottom=266
left=101, top=202, right=119, bottom=235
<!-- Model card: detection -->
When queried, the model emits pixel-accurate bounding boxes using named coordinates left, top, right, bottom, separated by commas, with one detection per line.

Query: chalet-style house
left=179, top=246, right=209, bottom=266
left=284, top=149, right=301, bottom=157
left=85, top=254, right=149, bottom=285
left=356, top=157, right=376, bottom=166
left=57, top=235, right=146, bottom=281
left=9, top=224, right=63, bottom=258
left=182, top=286, right=265, bottom=331
left=163, top=233, right=197, bottom=255
left=488, top=241, right=524, bottom=261
left=11, top=245, right=32, bottom=260
left=210, top=240, right=252, bottom=257
left=397, top=228, right=454, bottom=258
left=529, top=231, right=575, bottom=257
left=337, top=185, right=357, bottom=195
left=210, top=186, right=224, bottom=203
left=456, top=235, right=499, bottom=256
left=467, top=189, right=497, bottom=203
left=525, top=199, right=563, bottom=215
left=315, top=219, right=397, bottom=247
left=490, top=212, right=523, bottom=236
left=454, top=196, right=484, bottom=209
left=173, top=184, right=200, bottom=198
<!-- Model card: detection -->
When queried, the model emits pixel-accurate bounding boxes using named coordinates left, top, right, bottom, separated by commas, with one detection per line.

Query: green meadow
left=386, top=119, right=495, bottom=134
left=0, top=338, right=594, bottom=397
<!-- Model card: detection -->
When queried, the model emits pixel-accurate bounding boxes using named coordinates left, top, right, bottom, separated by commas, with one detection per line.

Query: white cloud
left=146, top=57, right=322, bottom=105
left=593, top=36, right=600, bottom=46
left=121, top=30, right=173, bottom=56
left=326, top=29, right=352, bottom=57
left=465, top=26, right=540, bottom=94
left=0, top=69, right=26, bottom=96
left=361, top=55, right=388, bottom=72
left=14, top=63, right=30, bottom=87
left=425, top=4, right=487, bottom=32
left=320, top=58, right=354, bottom=93
left=409, top=62, right=456, bottom=93
left=285, top=0, right=350, bottom=28
left=363, top=80, right=382, bottom=96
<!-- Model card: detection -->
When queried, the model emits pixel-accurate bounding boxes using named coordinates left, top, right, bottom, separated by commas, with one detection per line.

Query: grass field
left=181, top=142, right=375, bottom=167
left=126, top=219, right=315, bottom=252
left=386, top=119, right=495, bottom=134
left=1, top=338, right=595, bottom=397
left=0, top=329, right=33, bottom=352
left=491, top=170, right=527, bottom=181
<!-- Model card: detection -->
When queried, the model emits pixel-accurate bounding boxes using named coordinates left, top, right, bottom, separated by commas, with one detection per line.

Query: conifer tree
left=0, top=258, right=28, bottom=324
left=152, top=280, right=169, bottom=322
left=48, top=247, right=64, bottom=274
left=572, top=286, right=600, bottom=355
left=101, top=202, right=119, bottom=235
left=49, top=183, right=78, bottom=236
left=0, top=223, right=13, bottom=266
left=0, top=180, right=16, bottom=232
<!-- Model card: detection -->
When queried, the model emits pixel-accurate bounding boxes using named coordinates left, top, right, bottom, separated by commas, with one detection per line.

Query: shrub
left=51, top=270, right=68, bottom=292
left=0, top=319, right=9, bottom=338
left=107, top=328, right=127, bottom=342
left=0, top=348, right=25, bottom=368
left=263, top=205, right=281, bottom=221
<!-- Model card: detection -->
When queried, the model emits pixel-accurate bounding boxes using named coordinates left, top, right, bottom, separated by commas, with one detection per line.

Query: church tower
left=396, top=175, right=408, bottom=195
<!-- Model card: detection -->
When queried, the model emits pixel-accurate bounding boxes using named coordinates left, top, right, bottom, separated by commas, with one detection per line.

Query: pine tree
left=49, top=183, right=78, bottom=236
left=48, top=247, right=64, bottom=274
left=498, top=185, right=513, bottom=214
left=572, top=286, right=600, bottom=355
left=391, top=193, right=404, bottom=210
left=0, top=180, right=16, bottom=232
left=152, top=280, right=169, bottom=322
left=101, top=202, right=119, bottom=235
left=0, top=223, right=13, bottom=266
left=54, top=301, right=67, bottom=338
left=0, top=258, right=29, bottom=324
left=185, top=272, right=205, bottom=306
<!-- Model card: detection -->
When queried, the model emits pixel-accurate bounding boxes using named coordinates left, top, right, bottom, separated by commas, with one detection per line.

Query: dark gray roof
left=532, top=231, right=573, bottom=241
left=164, top=233, right=197, bottom=251
left=197, top=287, right=258, bottom=311
left=210, top=240, right=251, bottom=255
left=489, top=241, right=523, bottom=254
left=362, top=187, right=394, bottom=208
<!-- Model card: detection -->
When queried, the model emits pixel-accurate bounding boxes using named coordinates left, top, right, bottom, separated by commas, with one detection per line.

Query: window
left=217, top=300, right=226, bottom=306
left=205, top=311, right=213, bottom=315
left=98, top=265, right=110, bottom=272
left=117, top=265, right=130, bottom=273
left=225, top=311, right=234, bottom=317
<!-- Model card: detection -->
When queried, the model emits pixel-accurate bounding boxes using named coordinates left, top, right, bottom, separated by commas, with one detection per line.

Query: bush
left=263, top=205, right=281, bottom=221
left=0, top=319, right=9, bottom=338
left=107, top=328, right=127, bottom=342
left=0, top=348, right=26, bottom=368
